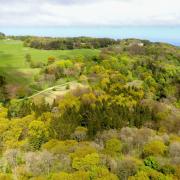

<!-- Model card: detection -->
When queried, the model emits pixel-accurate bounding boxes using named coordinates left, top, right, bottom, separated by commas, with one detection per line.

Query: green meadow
left=0, top=39, right=99, bottom=85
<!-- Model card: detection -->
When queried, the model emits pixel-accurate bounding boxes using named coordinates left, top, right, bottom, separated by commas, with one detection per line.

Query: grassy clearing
left=0, top=39, right=99, bottom=85
left=29, top=81, right=85, bottom=104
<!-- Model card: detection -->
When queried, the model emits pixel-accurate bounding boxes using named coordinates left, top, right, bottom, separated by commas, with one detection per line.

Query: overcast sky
left=0, top=0, right=180, bottom=27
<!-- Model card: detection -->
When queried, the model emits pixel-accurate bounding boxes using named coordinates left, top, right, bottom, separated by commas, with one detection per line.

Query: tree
left=144, top=156, right=160, bottom=170
left=58, top=94, right=80, bottom=113
left=117, top=157, right=140, bottom=180
left=0, top=105, right=8, bottom=118
left=130, top=167, right=173, bottom=180
left=71, top=126, right=88, bottom=142
left=0, top=32, right=5, bottom=39
left=90, top=166, right=118, bottom=180
left=160, top=164, right=175, bottom=175
left=0, top=75, right=8, bottom=101
left=4, top=149, right=21, bottom=169
left=143, top=140, right=167, bottom=157
left=50, top=172, right=71, bottom=180
left=28, top=120, right=49, bottom=150
left=25, top=54, right=31, bottom=63
left=0, top=173, right=13, bottom=180
left=169, top=142, right=180, bottom=157
left=105, top=138, right=122, bottom=157
left=71, top=144, right=97, bottom=159
left=169, top=142, right=180, bottom=165
left=72, top=153, right=100, bottom=170
left=7, top=99, right=32, bottom=118
left=25, top=150, right=56, bottom=176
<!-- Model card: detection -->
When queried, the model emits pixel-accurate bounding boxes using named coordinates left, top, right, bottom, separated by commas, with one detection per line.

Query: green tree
left=72, top=153, right=100, bottom=170
left=28, top=120, right=49, bottom=150
left=105, top=138, right=122, bottom=157
left=143, top=140, right=167, bottom=157
left=25, top=54, right=31, bottom=63
left=144, top=156, right=160, bottom=170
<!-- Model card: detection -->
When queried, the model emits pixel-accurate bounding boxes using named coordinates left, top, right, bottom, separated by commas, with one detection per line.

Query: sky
left=0, top=0, right=180, bottom=27
left=0, top=0, right=180, bottom=44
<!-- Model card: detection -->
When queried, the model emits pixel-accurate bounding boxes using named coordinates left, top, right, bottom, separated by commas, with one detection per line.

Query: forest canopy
left=0, top=37, right=179, bottom=179
left=22, top=36, right=118, bottom=50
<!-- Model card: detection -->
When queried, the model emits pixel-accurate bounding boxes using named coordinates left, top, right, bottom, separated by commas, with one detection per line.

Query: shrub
left=48, top=56, right=56, bottom=64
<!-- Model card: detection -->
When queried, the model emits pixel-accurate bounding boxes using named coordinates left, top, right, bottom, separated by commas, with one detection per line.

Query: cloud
left=0, top=0, right=180, bottom=27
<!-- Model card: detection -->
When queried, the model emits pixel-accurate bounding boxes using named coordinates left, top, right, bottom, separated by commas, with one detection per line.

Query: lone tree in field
left=25, top=53, right=32, bottom=63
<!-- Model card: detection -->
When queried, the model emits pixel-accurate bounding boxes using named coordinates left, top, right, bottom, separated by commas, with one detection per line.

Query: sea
left=0, top=26, right=179, bottom=46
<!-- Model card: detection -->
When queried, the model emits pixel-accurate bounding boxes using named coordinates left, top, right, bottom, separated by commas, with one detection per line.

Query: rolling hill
left=0, top=39, right=99, bottom=85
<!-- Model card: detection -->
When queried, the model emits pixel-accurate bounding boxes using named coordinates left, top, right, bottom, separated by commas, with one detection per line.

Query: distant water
left=0, top=26, right=180, bottom=46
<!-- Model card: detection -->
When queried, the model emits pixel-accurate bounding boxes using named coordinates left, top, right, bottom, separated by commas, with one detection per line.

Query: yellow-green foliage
left=43, top=139, right=77, bottom=154
left=50, top=172, right=71, bottom=180
left=105, top=138, right=122, bottom=156
left=143, top=140, right=167, bottom=156
left=0, top=39, right=179, bottom=179
left=111, top=94, right=137, bottom=108
left=50, top=168, right=119, bottom=180
left=72, top=153, right=100, bottom=170
left=0, top=173, right=13, bottom=180
left=55, top=60, right=73, bottom=69
left=0, top=105, right=8, bottom=118
left=28, top=120, right=49, bottom=150
left=50, top=171, right=91, bottom=180
left=58, top=94, right=80, bottom=113
left=129, top=167, right=174, bottom=180
left=81, top=93, right=97, bottom=106
left=70, top=143, right=97, bottom=159
left=90, top=166, right=119, bottom=180
left=72, top=126, right=88, bottom=141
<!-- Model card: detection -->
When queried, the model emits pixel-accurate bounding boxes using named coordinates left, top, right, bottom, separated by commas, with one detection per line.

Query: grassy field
left=27, top=81, right=86, bottom=104
left=0, top=39, right=99, bottom=85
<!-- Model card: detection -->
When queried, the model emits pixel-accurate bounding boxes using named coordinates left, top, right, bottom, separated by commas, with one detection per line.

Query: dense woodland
left=22, top=36, right=118, bottom=50
left=0, top=34, right=180, bottom=179
left=0, top=32, right=5, bottom=39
